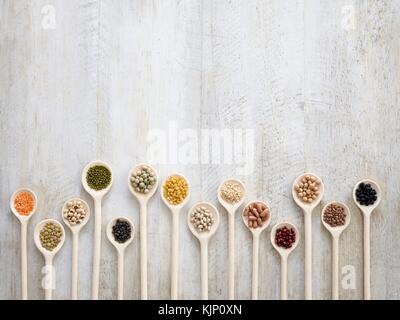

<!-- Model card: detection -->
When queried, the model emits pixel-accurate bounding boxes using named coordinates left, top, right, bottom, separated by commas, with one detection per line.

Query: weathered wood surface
left=0, top=0, right=399, bottom=300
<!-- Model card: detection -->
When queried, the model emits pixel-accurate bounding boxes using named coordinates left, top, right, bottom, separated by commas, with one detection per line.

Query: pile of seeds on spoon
left=112, top=219, right=132, bottom=243
left=40, top=222, right=63, bottom=251
left=190, top=206, right=215, bottom=232
left=355, top=182, right=377, bottom=206
left=130, top=165, right=157, bottom=194
left=63, top=199, right=87, bottom=225
left=86, top=165, right=112, bottom=190
left=220, top=181, right=244, bottom=204
left=294, top=174, right=320, bottom=203
left=163, top=175, right=189, bottom=205
left=323, top=203, right=346, bottom=227
left=14, top=191, right=35, bottom=216
left=243, top=202, right=269, bottom=228
left=275, top=226, right=296, bottom=249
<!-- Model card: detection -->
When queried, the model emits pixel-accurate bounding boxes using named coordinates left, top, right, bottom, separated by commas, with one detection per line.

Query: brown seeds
left=323, top=203, right=347, bottom=227
left=243, top=202, right=269, bottom=228
left=295, top=175, right=320, bottom=203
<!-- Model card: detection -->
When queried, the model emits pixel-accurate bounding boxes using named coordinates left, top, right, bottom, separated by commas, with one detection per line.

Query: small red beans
left=275, top=226, right=296, bottom=249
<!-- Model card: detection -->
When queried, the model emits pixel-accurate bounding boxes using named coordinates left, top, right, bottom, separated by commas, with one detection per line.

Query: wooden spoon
left=10, top=188, right=38, bottom=300
left=128, top=163, right=158, bottom=300
left=241, top=200, right=271, bottom=300
left=292, top=173, right=324, bottom=300
left=217, top=179, right=246, bottom=300
left=321, top=201, right=351, bottom=300
left=161, top=173, right=190, bottom=300
left=106, top=216, right=135, bottom=300
left=61, top=198, right=90, bottom=300
left=353, top=179, right=381, bottom=300
left=34, top=219, right=66, bottom=300
left=270, top=222, right=299, bottom=300
left=81, top=160, right=113, bottom=300
left=187, top=202, right=220, bottom=300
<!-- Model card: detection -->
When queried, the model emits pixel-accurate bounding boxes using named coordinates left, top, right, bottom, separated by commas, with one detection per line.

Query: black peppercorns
left=356, top=183, right=377, bottom=206
left=112, top=219, right=132, bottom=243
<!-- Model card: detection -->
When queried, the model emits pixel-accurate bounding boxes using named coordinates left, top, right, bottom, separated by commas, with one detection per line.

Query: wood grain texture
left=0, top=0, right=399, bottom=299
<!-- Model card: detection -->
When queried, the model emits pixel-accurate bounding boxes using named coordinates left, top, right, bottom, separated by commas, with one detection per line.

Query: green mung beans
left=86, top=165, right=112, bottom=190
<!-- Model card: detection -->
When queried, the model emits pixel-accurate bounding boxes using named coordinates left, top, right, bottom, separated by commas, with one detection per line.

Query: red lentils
left=14, top=191, right=35, bottom=216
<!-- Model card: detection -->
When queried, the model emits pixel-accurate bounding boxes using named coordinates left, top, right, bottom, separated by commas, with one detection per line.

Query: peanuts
left=243, top=202, right=269, bottom=228
left=190, top=206, right=215, bottom=232
left=294, top=175, right=320, bottom=203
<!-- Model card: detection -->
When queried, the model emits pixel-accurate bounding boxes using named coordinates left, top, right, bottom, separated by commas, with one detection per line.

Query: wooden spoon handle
left=228, top=212, right=235, bottom=300
left=280, top=255, right=288, bottom=300
left=44, top=257, right=53, bottom=300
left=139, top=201, right=148, bottom=300
left=304, top=210, right=312, bottom=300
left=71, top=232, right=79, bottom=300
left=200, top=241, right=208, bottom=300
left=118, top=251, right=124, bottom=300
left=21, top=223, right=28, bottom=300
left=251, top=234, right=259, bottom=300
left=92, top=199, right=102, bottom=300
left=332, top=236, right=339, bottom=300
left=171, top=210, right=180, bottom=300
left=363, top=214, right=371, bottom=300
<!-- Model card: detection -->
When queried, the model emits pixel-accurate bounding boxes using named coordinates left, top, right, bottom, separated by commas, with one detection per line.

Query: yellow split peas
left=163, top=175, right=188, bottom=205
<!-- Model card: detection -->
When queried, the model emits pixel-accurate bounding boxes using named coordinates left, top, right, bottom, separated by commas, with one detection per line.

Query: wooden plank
left=0, top=0, right=399, bottom=300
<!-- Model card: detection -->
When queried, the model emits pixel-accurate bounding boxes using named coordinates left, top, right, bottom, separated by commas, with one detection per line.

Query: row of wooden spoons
left=292, top=174, right=381, bottom=300
left=10, top=160, right=381, bottom=300
left=8, top=195, right=352, bottom=300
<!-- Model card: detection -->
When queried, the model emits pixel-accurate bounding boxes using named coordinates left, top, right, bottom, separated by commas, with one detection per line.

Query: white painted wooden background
left=1, top=0, right=399, bottom=300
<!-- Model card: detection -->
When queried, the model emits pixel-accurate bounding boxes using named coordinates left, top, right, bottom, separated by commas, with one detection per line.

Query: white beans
left=63, top=199, right=87, bottom=225
left=190, top=206, right=214, bottom=232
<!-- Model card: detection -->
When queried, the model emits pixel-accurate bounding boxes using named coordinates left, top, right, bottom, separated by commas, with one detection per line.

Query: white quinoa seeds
left=220, top=181, right=244, bottom=204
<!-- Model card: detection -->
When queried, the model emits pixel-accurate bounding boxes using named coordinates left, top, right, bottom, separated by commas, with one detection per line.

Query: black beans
left=275, top=226, right=296, bottom=249
left=356, top=183, right=377, bottom=206
left=112, top=219, right=132, bottom=243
